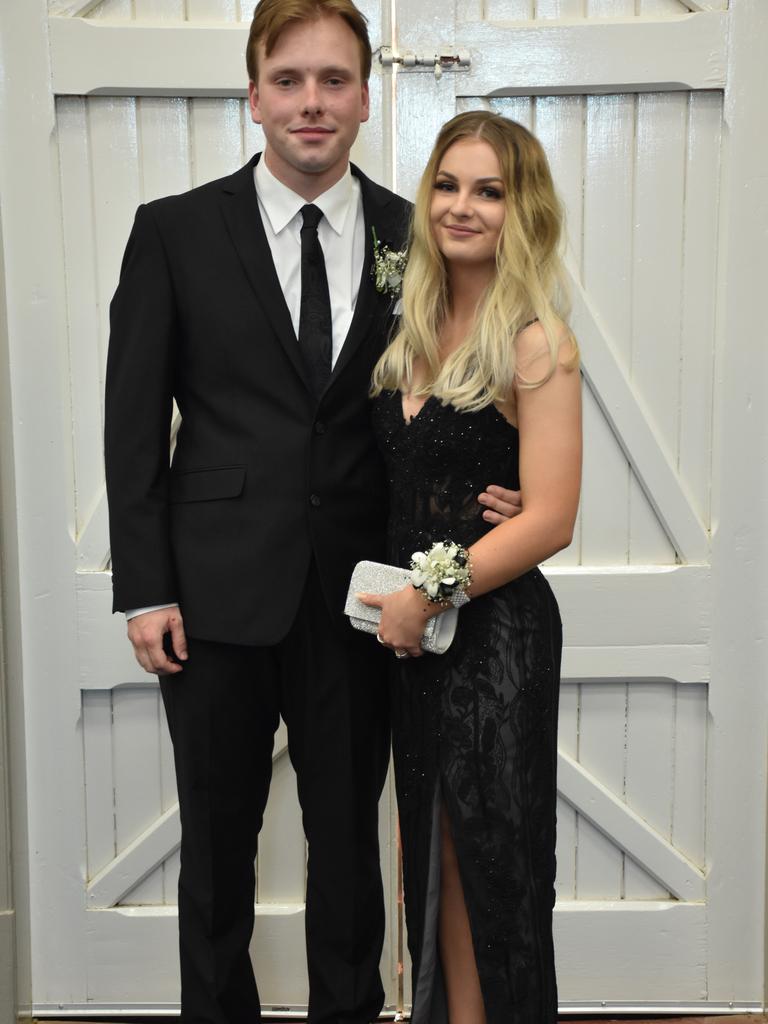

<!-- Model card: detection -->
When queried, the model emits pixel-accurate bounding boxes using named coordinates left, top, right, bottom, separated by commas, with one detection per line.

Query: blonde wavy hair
left=371, top=111, right=578, bottom=411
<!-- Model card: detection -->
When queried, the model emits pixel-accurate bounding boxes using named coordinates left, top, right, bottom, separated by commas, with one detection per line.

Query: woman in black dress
left=359, top=112, right=582, bottom=1023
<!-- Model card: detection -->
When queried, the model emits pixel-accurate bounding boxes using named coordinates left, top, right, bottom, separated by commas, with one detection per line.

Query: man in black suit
left=105, top=1, right=520, bottom=1021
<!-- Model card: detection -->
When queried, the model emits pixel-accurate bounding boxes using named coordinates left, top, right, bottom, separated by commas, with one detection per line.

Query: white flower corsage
left=410, top=540, right=472, bottom=608
left=372, top=227, right=408, bottom=300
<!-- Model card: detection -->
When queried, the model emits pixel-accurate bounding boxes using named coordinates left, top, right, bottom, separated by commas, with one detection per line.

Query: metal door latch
left=380, top=47, right=471, bottom=80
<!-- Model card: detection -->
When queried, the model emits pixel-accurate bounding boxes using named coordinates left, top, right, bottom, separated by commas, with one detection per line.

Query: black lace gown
left=371, top=390, right=561, bottom=1024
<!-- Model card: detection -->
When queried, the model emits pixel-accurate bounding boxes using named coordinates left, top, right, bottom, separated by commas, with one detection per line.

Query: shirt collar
left=254, top=156, right=357, bottom=237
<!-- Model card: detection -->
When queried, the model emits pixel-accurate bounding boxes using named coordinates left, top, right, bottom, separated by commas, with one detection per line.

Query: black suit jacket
left=105, top=154, right=411, bottom=645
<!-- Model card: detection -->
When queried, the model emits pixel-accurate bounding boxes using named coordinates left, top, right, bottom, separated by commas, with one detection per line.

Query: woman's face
left=430, top=137, right=506, bottom=268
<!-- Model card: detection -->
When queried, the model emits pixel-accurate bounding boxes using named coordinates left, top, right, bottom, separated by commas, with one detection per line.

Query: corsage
left=371, top=227, right=408, bottom=300
left=410, top=540, right=472, bottom=608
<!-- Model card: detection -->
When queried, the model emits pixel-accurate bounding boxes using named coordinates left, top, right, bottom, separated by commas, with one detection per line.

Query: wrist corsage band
left=410, top=541, right=472, bottom=609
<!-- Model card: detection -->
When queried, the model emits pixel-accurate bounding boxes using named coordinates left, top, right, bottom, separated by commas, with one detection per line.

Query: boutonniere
left=371, top=228, right=408, bottom=304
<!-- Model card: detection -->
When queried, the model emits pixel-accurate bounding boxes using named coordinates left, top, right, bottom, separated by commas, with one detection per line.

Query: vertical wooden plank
left=582, top=94, right=633, bottom=565
left=489, top=97, right=533, bottom=130
left=575, top=683, right=625, bottom=898
left=484, top=0, right=534, bottom=19
left=134, top=0, right=190, bottom=204
left=158, top=699, right=176, bottom=816
left=586, top=0, right=635, bottom=13
left=190, top=98, right=243, bottom=186
left=458, top=0, right=485, bottom=22
left=678, top=91, right=722, bottom=528
left=629, top=91, right=687, bottom=564
left=555, top=683, right=579, bottom=900
left=138, top=98, right=191, bottom=202
left=394, top=0, right=458, bottom=201
left=623, top=853, right=671, bottom=900
left=351, top=0, right=391, bottom=188
left=257, top=735, right=306, bottom=905
left=242, top=99, right=266, bottom=162
left=535, top=0, right=584, bottom=16
left=624, top=682, right=674, bottom=898
left=580, top=389, right=629, bottom=566
left=112, top=687, right=164, bottom=904
left=583, top=94, right=634, bottom=372
left=580, top=94, right=634, bottom=565
left=87, top=95, right=141, bottom=369
left=707, top=1, right=768, bottom=999
left=134, top=0, right=184, bottom=18
left=534, top=96, right=584, bottom=268
left=631, top=95, right=686, bottom=464
left=56, top=97, right=105, bottom=548
left=185, top=0, right=239, bottom=20
left=185, top=0, right=243, bottom=181
left=157, top=684, right=178, bottom=903
left=628, top=477, right=676, bottom=563
left=534, top=94, right=584, bottom=567
left=393, top=71, right=450, bottom=200
left=671, top=683, right=707, bottom=867
left=82, top=690, right=116, bottom=879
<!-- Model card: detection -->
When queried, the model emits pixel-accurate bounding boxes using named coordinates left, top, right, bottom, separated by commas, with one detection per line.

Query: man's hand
left=478, top=484, right=522, bottom=525
left=127, top=607, right=188, bottom=675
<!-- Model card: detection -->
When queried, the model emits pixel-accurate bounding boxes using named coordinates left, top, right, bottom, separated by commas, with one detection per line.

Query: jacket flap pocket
left=170, top=466, right=246, bottom=503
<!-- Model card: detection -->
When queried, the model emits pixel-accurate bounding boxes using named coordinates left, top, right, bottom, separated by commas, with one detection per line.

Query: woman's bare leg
left=438, top=804, right=487, bottom=1024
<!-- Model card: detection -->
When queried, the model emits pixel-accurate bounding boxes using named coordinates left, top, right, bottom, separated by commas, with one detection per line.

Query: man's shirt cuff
left=125, top=603, right=179, bottom=620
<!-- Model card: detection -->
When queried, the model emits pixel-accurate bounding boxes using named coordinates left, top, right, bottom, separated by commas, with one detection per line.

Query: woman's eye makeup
left=433, top=177, right=503, bottom=199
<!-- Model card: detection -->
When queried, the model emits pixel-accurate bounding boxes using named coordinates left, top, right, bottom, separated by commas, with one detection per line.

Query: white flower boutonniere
left=372, top=227, right=408, bottom=301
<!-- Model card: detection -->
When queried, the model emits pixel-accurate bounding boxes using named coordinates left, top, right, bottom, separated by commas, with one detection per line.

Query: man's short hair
left=246, top=0, right=372, bottom=84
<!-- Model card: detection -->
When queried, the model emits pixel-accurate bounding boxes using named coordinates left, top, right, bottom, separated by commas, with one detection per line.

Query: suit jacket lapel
left=328, top=164, right=404, bottom=386
left=219, top=155, right=312, bottom=394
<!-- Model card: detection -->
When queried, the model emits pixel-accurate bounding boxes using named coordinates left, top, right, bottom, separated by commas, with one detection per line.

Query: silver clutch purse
left=344, top=560, right=458, bottom=655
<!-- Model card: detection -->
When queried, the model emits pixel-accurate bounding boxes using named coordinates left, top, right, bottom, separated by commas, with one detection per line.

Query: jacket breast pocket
left=170, top=465, right=246, bottom=503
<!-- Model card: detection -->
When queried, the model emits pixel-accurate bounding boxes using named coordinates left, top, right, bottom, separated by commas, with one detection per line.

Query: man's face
left=249, top=14, right=370, bottom=198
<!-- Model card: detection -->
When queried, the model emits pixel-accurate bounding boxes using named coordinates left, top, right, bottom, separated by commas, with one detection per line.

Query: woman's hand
left=356, top=585, right=436, bottom=659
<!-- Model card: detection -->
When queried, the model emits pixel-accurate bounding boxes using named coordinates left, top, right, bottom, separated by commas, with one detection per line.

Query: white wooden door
left=2, top=0, right=767, bottom=1015
left=6, top=0, right=399, bottom=1013
left=387, top=0, right=766, bottom=1011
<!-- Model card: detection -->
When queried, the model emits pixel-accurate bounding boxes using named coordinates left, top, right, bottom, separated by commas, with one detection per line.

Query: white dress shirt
left=125, top=158, right=366, bottom=621
left=255, top=156, right=365, bottom=367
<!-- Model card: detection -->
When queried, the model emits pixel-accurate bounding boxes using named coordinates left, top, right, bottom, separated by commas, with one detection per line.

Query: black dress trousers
left=160, top=562, right=391, bottom=1024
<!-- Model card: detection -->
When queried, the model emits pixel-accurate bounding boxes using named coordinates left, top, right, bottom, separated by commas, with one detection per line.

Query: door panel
left=390, top=0, right=727, bottom=1006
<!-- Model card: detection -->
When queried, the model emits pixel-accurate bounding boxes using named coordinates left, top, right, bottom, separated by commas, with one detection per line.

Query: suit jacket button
left=314, top=421, right=326, bottom=435
left=310, top=494, right=321, bottom=507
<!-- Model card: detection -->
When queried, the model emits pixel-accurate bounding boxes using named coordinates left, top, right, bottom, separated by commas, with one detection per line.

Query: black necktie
left=298, top=204, right=332, bottom=397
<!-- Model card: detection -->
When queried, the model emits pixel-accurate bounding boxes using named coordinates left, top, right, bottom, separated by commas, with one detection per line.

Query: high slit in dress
left=371, top=390, right=562, bottom=1024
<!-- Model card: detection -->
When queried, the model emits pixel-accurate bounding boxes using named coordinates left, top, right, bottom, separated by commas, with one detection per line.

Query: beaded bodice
left=371, top=390, right=520, bottom=565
